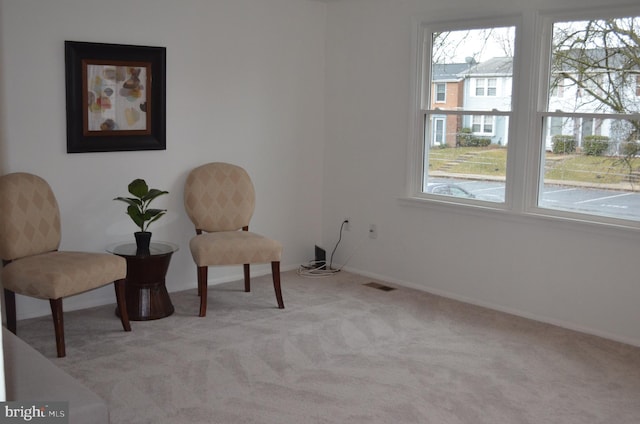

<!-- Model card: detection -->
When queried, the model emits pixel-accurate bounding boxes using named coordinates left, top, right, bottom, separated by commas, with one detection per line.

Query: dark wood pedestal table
left=107, top=241, right=178, bottom=320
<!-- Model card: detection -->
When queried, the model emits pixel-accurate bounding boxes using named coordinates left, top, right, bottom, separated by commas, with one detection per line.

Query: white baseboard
left=342, top=266, right=640, bottom=348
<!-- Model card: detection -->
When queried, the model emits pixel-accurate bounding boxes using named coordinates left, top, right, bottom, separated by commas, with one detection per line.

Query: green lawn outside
left=428, top=146, right=640, bottom=184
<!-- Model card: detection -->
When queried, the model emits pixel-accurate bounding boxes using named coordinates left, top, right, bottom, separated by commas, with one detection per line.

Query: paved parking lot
left=430, top=177, right=640, bottom=221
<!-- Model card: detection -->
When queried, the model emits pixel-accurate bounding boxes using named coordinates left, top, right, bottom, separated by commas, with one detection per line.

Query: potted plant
left=114, top=179, right=168, bottom=253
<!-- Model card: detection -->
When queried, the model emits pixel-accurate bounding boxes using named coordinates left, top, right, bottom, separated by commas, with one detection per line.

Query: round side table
left=107, top=241, right=178, bottom=320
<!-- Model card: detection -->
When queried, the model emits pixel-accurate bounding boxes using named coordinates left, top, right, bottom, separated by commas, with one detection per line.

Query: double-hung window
left=536, top=12, right=640, bottom=224
left=475, top=78, right=486, bottom=96
left=414, top=20, right=516, bottom=203
left=435, top=83, right=446, bottom=102
left=472, top=115, right=494, bottom=135
left=487, top=78, right=497, bottom=96
left=474, top=78, right=497, bottom=96
left=410, top=8, right=640, bottom=228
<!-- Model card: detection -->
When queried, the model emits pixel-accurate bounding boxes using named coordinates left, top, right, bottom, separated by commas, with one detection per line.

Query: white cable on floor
left=298, top=220, right=349, bottom=278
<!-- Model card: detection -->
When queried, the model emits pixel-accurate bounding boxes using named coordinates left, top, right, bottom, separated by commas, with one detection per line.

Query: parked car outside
left=425, top=183, right=476, bottom=198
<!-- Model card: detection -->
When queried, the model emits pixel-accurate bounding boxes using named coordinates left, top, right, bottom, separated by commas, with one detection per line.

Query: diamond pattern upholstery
left=2, top=251, right=126, bottom=299
left=184, top=162, right=284, bottom=316
left=0, top=172, right=61, bottom=260
left=184, top=162, right=256, bottom=232
left=190, top=231, right=282, bottom=266
left=0, top=172, right=131, bottom=357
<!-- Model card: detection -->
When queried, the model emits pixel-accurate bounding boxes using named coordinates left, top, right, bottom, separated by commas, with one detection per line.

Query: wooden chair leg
left=49, top=298, right=65, bottom=358
left=272, top=261, right=284, bottom=309
left=197, top=266, right=208, bottom=317
left=114, top=279, right=131, bottom=332
left=4, top=289, right=17, bottom=334
left=244, top=264, right=250, bottom=292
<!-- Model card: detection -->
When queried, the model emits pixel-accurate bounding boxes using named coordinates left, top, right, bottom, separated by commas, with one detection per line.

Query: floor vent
left=364, top=282, right=396, bottom=292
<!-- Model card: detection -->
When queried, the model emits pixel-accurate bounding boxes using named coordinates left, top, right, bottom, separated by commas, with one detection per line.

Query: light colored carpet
left=13, top=270, right=640, bottom=424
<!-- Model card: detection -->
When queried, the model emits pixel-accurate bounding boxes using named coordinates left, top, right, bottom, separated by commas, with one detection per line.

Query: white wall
left=0, top=0, right=327, bottom=319
left=2, top=0, right=639, bottom=349
left=323, top=0, right=640, bottom=346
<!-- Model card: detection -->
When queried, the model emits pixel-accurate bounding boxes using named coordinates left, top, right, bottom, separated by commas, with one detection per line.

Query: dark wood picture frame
left=65, top=41, right=166, bottom=153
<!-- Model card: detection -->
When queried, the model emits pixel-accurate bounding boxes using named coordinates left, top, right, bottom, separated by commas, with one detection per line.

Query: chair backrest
left=184, top=162, right=256, bottom=232
left=0, top=172, right=61, bottom=261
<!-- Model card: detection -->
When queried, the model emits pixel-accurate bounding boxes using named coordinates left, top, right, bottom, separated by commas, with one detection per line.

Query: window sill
left=398, top=194, right=640, bottom=241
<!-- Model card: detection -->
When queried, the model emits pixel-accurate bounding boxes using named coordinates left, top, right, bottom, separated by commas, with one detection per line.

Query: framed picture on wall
left=65, top=41, right=166, bottom=153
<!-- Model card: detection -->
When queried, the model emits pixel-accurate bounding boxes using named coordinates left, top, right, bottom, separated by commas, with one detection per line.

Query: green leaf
left=126, top=204, right=145, bottom=231
left=143, top=208, right=166, bottom=220
left=115, top=179, right=169, bottom=232
left=143, top=211, right=167, bottom=231
left=113, top=197, right=142, bottom=208
left=141, top=188, right=169, bottom=203
left=128, top=179, right=149, bottom=198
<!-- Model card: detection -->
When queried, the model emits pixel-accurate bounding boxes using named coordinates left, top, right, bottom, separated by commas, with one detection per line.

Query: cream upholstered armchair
left=184, top=162, right=284, bottom=316
left=0, top=172, right=131, bottom=357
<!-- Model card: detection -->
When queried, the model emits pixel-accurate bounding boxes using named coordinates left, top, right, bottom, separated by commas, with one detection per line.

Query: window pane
left=434, top=118, right=445, bottom=144
left=472, top=116, right=482, bottom=132
left=423, top=25, right=515, bottom=203
left=548, top=17, right=640, bottom=114
left=475, top=79, right=485, bottom=96
left=430, top=27, right=515, bottom=112
left=436, top=83, right=446, bottom=102
left=483, top=116, right=494, bottom=133
left=549, top=116, right=563, bottom=136
left=540, top=117, right=640, bottom=221
left=487, top=78, right=497, bottom=96
left=425, top=113, right=509, bottom=202
left=538, top=16, right=640, bottom=222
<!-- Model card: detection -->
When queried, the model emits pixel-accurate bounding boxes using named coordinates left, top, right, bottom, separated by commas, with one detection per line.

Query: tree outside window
left=539, top=15, right=640, bottom=220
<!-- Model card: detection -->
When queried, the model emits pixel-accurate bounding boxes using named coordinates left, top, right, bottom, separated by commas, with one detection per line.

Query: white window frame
left=406, top=15, right=518, bottom=209
left=473, top=78, right=498, bottom=97
left=529, top=7, right=640, bottom=229
left=433, top=117, right=446, bottom=145
left=472, top=115, right=495, bottom=135
left=405, top=6, right=640, bottom=234
left=435, top=83, right=446, bottom=103
left=549, top=116, right=563, bottom=137
left=474, top=78, right=486, bottom=96
left=487, top=78, right=497, bottom=96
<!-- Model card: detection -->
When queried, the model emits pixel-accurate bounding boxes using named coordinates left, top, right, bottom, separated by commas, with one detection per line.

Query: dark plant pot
left=134, top=231, right=152, bottom=255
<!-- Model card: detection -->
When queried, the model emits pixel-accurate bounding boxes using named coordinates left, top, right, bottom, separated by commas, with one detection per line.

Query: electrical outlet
left=369, top=224, right=377, bottom=239
left=344, top=217, right=350, bottom=231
